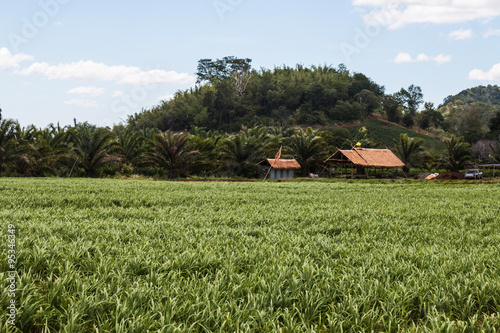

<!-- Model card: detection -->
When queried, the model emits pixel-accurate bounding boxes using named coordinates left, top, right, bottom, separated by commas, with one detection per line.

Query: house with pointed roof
left=324, top=148, right=404, bottom=177
left=266, top=159, right=301, bottom=179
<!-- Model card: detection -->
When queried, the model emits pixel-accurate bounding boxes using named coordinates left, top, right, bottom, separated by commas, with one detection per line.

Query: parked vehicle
left=464, top=169, right=483, bottom=179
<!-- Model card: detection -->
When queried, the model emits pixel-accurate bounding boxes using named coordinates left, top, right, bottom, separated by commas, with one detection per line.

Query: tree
left=287, top=128, right=326, bottom=177
left=29, top=124, right=70, bottom=176
left=394, top=85, right=423, bottom=126
left=67, top=123, right=122, bottom=177
left=383, top=95, right=402, bottom=123
left=196, top=56, right=252, bottom=97
left=189, top=127, right=223, bottom=175
left=144, top=131, right=198, bottom=178
left=221, top=127, right=267, bottom=177
left=394, top=134, right=424, bottom=176
left=490, top=141, right=500, bottom=163
left=0, top=119, right=27, bottom=175
left=355, top=89, right=380, bottom=119
left=115, top=126, right=146, bottom=166
left=416, top=102, right=444, bottom=130
left=439, top=135, right=473, bottom=172
left=489, top=111, right=500, bottom=137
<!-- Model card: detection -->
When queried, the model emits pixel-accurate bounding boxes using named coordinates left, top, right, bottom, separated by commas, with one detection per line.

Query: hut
left=324, top=148, right=404, bottom=177
left=266, top=159, right=301, bottom=179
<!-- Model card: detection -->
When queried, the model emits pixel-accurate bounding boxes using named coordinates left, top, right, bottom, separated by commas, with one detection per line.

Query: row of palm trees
left=0, top=116, right=495, bottom=178
left=0, top=118, right=330, bottom=178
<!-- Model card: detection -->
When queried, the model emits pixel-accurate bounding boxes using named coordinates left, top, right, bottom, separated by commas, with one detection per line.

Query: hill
left=127, top=62, right=387, bottom=132
left=438, top=85, right=500, bottom=143
left=441, top=85, right=500, bottom=106
left=343, top=117, right=446, bottom=154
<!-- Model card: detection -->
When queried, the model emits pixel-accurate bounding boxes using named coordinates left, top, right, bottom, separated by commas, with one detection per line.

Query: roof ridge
left=353, top=148, right=370, bottom=165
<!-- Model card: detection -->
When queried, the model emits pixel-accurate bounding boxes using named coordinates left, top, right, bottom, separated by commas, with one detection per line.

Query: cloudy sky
left=1, top=0, right=499, bottom=128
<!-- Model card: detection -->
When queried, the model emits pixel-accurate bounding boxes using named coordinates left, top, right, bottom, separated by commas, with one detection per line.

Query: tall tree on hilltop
left=196, top=56, right=253, bottom=97
left=395, top=84, right=423, bottom=127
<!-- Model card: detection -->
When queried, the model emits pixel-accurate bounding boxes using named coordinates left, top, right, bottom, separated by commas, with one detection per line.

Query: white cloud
left=54, top=21, right=64, bottom=27
left=484, top=28, right=500, bottom=38
left=449, top=28, right=473, bottom=40
left=433, top=54, right=452, bottom=65
left=0, top=47, right=33, bottom=70
left=112, top=90, right=124, bottom=97
left=394, top=52, right=413, bottom=63
left=393, top=52, right=451, bottom=65
left=16, top=60, right=194, bottom=86
left=64, top=99, right=100, bottom=108
left=353, top=0, right=500, bottom=29
left=158, top=94, right=175, bottom=102
left=416, top=53, right=430, bottom=62
left=67, top=86, right=104, bottom=96
left=469, top=63, right=500, bottom=81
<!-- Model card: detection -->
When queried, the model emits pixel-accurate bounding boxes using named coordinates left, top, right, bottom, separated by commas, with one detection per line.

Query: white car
left=464, top=169, right=483, bottom=179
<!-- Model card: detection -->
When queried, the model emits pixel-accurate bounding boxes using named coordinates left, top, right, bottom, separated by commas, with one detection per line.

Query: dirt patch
left=434, top=172, right=465, bottom=180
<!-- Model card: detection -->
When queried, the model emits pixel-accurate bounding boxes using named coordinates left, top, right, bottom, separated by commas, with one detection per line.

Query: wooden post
left=68, top=157, right=78, bottom=178
left=263, top=165, right=273, bottom=182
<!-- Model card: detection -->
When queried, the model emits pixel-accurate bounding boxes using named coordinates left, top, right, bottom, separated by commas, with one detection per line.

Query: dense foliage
left=127, top=64, right=386, bottom=132
left=1, top=179, right=499, bottom=332
left=438, top=85, right=500, bottom=144
left=3, top=61, right=500, bottom=178
left=442, top=85, right=500, bottom=106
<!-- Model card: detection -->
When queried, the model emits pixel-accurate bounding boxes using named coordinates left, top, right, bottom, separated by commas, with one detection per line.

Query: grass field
left=1, top=178, right=499, bottom=332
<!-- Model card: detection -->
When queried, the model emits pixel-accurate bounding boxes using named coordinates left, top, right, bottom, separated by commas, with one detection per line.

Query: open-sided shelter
left=324, top=148, right=404, bottom=177
left=266, top=159, right=301, bottom=179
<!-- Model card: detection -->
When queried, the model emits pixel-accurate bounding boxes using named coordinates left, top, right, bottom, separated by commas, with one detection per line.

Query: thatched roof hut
left=325, top=148, right=404, bottom=168
left=325, top=148, right=404, bottom=177
left=266, top=159, right=301, bottom=179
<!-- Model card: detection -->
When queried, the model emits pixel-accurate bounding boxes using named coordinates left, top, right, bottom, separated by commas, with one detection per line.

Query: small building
left=324, top=148, right=404, bottom=177
left=266, top=159, right=301, bottom=179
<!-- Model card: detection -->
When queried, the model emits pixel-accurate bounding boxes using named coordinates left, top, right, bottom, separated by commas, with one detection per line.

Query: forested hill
left=442, top=85, right=500, bottom=106
left=127, top=63, right=390, bottom=132
left=127, top=58, right=500, bottom=145
left=438, top=85, right=500, bottom=143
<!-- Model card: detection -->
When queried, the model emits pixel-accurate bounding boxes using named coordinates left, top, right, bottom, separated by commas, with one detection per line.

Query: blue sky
left=1, top=0, right=499, bottom=128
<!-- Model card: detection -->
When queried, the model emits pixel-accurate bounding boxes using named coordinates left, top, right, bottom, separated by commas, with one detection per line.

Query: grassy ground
left=1, top=178, right=499, bottom=332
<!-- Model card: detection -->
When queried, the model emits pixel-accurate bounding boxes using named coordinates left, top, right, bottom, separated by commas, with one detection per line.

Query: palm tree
left=116, top=126, right=146, bottom=167
left=286, top=128, right=326, bottom=177
left=144, top=131, right=198, bottom=178
left=67, top=123, right=122, bottom=177
left=189, top=127, right=223, bottom=175
left=0, top=118, right=29, bottom=176
left=221, top=132, right=265, bottom=177
left=394, top=134, right=424, bottom=176
left=26, top=124, right=71, bottom=176
left=439, top=135, right=473, bottom=172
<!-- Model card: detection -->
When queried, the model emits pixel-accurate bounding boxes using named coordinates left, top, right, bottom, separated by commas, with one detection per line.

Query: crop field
left=1, top=178, right=500, bottom=332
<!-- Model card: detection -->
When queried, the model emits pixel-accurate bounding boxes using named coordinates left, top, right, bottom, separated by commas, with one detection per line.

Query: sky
left=1, top=0, right=499, bottom=128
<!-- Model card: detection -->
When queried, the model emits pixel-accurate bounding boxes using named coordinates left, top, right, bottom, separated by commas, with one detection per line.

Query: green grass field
left=1, top=178, right=499, bottom=332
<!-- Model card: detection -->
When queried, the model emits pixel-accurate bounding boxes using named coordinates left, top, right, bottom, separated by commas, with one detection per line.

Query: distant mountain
left=438, top=85, right=500, bottom=143
left=441, top=85, right=500, bottom=107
